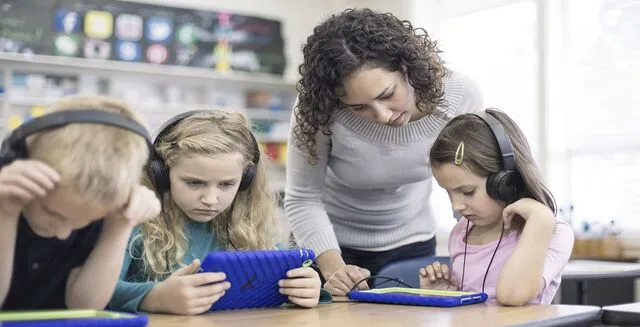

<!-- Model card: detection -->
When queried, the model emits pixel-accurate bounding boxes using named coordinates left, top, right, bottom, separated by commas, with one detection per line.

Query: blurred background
left=0, top=0, right=638, bottom=304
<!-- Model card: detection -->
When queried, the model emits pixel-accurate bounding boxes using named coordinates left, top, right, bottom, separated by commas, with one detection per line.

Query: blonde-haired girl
left=109, top=110, right=321, bottom=315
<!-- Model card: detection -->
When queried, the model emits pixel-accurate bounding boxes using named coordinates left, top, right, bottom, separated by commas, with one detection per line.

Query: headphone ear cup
left=487, top=170, right=524, bottom=203
left=501, top=171, right=525, bottom=202
left=486, top=172, right=502, bottom=201
left=0, top=151, right=15, bottom=170
left=0, top=139, right=22, bottom=169
left=148, top=158, right=170, bottom=195
left=238, top=164, right=256, bottom=192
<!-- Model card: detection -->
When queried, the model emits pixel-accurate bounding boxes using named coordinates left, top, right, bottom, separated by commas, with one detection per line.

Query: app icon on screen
left=176, top=24, right=197, bottom=46
left=115, top=14, right=143, bottom=41
left=116, top=40, right=141, bottom=62
left=85, top=10, right=114, bottom=40
left=55, top=10, right=81, bottom=34
left=54, top=34, right=80, bottom=57
left=84, top=39, right=112, bottom=59
left=146, top=16, right=173, bottom=44
left=146, top=44, right=168, bottom=64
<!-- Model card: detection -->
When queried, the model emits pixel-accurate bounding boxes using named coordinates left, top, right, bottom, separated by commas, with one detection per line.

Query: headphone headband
left=152, top=110, right=260, bottom=165
left=152, top=110, right=204, bottom=145
left=1, top=109, right=153, bottom=167
left=475, top=111, right=516, bottom=171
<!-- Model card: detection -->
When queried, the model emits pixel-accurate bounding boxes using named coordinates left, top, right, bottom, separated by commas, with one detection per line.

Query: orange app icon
left=85, top=10, right=113, bottom=39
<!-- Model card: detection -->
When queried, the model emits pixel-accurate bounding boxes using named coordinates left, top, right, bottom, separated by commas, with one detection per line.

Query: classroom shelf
left=1, top=96, right=292, bottom=122
left=0, top=53, right=297, bottom=92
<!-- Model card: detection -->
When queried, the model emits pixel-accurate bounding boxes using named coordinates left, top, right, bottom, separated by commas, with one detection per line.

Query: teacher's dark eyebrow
left=374, top=84, right=394, bottom=100
left=344, top=84, right=394, bottom=107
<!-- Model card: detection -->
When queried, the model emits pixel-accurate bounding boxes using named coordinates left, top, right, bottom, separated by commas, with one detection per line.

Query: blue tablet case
left=348, top=287, right=488, bottom=308
left=0, top=310, right=148, bottom=327
left=199, top=249, right=315, bottom=311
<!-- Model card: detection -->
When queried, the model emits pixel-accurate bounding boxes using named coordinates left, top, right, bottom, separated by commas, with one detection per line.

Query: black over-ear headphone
left=0, top=109, right=153, bottom=169
left=459, top=110, right=524, bottom=293
left=474, top=110, right=524, bottom=203
left=147, top=110, right=261, bottom=195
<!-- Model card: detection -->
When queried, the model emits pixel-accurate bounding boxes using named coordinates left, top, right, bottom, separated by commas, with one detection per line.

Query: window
left=548, top=0, right=640, bottom=228
left=438, top=1, right=539, bottom=158
left=422, top=1, right=539, bottom=242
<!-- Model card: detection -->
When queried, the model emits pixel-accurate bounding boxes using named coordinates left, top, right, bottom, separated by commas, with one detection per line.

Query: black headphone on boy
left=0, top=110, right=153, bottom=169
left=147, top=110, right=261, bottom=195
left=459, top=110, right=526, bottom=294
left=475, top=110, right=525, bottom=204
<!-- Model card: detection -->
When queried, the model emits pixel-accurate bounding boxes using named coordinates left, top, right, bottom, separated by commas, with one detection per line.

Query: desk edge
left=509, top=307, right=602, bottom=327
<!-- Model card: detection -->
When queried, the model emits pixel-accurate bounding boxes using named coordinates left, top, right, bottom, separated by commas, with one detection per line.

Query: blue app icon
left=55, top=9, right=81, bottom=34
left=146, top=17, right=173, bottom=44
left=116, top=41, right=141, bottom=62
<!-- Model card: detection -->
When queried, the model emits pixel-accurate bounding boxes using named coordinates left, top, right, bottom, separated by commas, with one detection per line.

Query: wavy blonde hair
left=134, top=110, right=280, bottom=280
left=27, top=95, right=149, bottom=206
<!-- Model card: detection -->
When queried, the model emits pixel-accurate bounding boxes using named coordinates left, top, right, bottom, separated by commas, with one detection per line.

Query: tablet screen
left=360, top=287, right=479, bottom=298
left=383, top=291, right=457, bottom=298
left=0, top=310, right=138, bottom=322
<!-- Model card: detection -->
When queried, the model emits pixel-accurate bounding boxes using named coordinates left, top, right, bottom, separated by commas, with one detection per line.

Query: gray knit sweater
left=284, top=70, right=483, bottom=256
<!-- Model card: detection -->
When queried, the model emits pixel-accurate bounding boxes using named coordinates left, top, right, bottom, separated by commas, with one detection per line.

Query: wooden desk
left=602, top=302, right=640, bottom=326
left=563, top=260, right=640, bottom=305
left=146, top=301, right=601, bottom=327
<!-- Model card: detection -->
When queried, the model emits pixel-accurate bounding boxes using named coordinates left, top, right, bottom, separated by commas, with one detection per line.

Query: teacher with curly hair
left=284, top=8, right=484, bottom=296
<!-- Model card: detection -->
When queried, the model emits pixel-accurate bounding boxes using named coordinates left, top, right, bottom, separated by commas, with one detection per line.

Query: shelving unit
left=0, top=52, right=295, bottom=192
left=0, top=53, right=296, bottom=91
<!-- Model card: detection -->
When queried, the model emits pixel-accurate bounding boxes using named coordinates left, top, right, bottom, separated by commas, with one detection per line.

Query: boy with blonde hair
left=0, top=95, right=161, bottom=309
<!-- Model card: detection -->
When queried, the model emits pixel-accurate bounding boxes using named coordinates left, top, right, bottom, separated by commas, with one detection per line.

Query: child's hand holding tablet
left=278, top=266, right=322, bottom=308
left=141, top=259, right=230, bottom=315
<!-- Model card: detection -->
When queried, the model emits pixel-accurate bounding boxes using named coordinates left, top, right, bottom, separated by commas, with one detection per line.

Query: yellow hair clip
left=454, top=141, right=464, bottom=165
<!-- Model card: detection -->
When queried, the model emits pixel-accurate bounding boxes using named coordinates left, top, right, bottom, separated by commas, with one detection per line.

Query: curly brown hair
left=294, top=8, right=448, bottom=164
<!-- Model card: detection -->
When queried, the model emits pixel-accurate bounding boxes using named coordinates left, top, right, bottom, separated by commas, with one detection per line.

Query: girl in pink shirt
left=419, top=108, right=574, bottom=306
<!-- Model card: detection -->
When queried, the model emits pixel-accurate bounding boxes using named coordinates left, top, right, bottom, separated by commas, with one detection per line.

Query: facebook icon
left=55, top=9, right=81, bottom=34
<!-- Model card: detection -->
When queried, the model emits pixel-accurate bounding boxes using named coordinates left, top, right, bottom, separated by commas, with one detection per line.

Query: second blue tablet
left=0, top=310, right=148, bottom=327
left=348, top=287, right=488, bottom=307
left=199, top=249, right=315, bottom=311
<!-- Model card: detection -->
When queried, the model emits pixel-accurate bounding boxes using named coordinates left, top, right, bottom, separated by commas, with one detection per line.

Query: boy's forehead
left=45, top=185, right=127, bottom=216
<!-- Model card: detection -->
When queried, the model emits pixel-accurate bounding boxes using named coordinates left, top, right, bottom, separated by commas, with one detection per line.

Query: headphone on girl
left=147, top=110, right=261, bottom=195
left=460, top=110, right=525, bottom=293
left=0, top=110, right=153, bottom=169
left=475, top=110, right=525, bottom=204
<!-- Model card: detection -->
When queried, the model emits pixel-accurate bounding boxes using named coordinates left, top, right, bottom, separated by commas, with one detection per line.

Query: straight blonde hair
left=27, top=95, right=150, bottom=206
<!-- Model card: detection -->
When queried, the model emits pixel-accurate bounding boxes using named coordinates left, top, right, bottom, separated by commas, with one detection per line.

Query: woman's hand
left=323, top=265, right=371, bottom=296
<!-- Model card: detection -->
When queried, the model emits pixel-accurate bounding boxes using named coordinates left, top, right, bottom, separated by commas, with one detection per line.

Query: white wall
left=334, top=0, right=412, bottom=19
